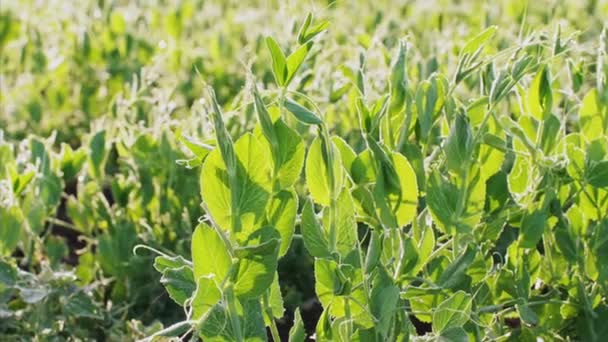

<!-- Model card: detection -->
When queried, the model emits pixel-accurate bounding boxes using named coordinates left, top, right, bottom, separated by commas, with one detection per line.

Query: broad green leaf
left=63, top=292, right=102, bottom=320
left=286, top=42, right=312, bottom=86
left=305, top=137, right=343, bottom=206
left=322, top=189, right=358, bottom=257
left=516, top=303, right=539, bottom=325
left=387, top=152, right=418, bottom=227
left=268, top=275, right=284, bottom=320
left=579, top=89, right=605, bottom=142
left=444, top=114, right=474, bottom=174
left=0, top=260, right=17, bottom=286
left=234, top=226, right=280, bottom=299
left=284, top=98, right=323, bottom=125
left=432, top=291, right=472, bottom=333
left=461, top=26, right=497, bottom=55
left=370, top=268, right=400, bottom=337
left=266, top=189, right=298, bottom=257
left=288, top=308, right=306, bottom=342
left=332, top=136, right=357, bottom=176
left=315, top=259, right=371, bottom=326
left=527, top=65, right=553, bottom=120
left=518, top=209, right=547, bottom=249
left=159, top=266, right=196, bottom=306
left=266, top=37, right=287, bottom=86
left=416, top=79, right=439, bottom=141
left=199, top=298, right=267, bottom=342
left=273, top=120, right=305, bottom=188
left=201, top=133, right=272, bottom=237
left=0, top=206, right=22, bottom=255
left=192, top=224, right=232, bottom=284
left=437, top=246, right=476, bottom=289
left=587, top=161, right=608, bottom=188
left=438, top=327, right=469, bottom=342
left=301, top=199, right=331, bottom=259
left=191, top=276, right=221, bottom=320
left=351, top=149, right=377, bottom=184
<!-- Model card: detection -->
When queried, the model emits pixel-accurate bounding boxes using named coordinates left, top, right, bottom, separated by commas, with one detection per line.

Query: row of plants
left=147, top=12, right=608, bottom=342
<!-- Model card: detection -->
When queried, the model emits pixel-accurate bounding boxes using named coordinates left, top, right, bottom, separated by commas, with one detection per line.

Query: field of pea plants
left=1, top=0, right=608, bottom=341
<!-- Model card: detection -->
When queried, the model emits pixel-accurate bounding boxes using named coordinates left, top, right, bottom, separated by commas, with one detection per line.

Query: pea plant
left=146, top=13, right=608, bottom=342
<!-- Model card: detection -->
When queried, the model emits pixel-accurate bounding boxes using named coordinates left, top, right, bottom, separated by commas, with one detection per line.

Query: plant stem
left=263, top=291, right=282, bottom=342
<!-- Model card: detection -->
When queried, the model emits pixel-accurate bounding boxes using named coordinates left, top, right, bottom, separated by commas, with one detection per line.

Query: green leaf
left=432, top=291, right=472, bottom=333
left=199, top=298, right=267, bottom=341
left=0, top=260, right=17, bottom=286
left=234, top=226, right=280, bottom=299
left=426, top=171, right=459, bottom=233
left=159, top=265, right=195, bottom=306
left=305, top=137, right=343, bottom=206
left=63, top=292, right=102, bottom=320
left=192, top=224, right=232, bottom=284
left=201, top=133, right=272, bottom=237
left=176, top=130, right=213, bottom=161
left=88, top=130, right=106, bottom=179
left=527, top=65, right=553, bottom=120
left=437, top=327, right=469, bottom=342
left=284, top=98, right=323, bottom=125
left=364, top=230, right=382, bottom=273
left=266, top=37, right=287, bottom=86
left=288, top=308, right=306, bottom=342
left=332, top=136, right=357, bottom=176
left=286, top=42, right=312, bottom=86
left=324, top=189, right=358, bottom=257
left=268, top=275, right=284, bottom=320
left=370, top=269, right=400, bottom=337
left=444, top=114, right=474, bottom=174
left=191, top=276, right=221, bottom=320
left=437, top=246, right=476, bottom=290
left=587, top=161, right=608, bottom=188
left=0, top=206, right=23, bottom=256
left=516, top=303, right=539, bottom=326
left=253, top=86, right=278, bottom=152
left=266, top=189, right=298, bottom=257
left=273, top=120, right=306, bottom=188
left=461, top=26, right=497, bottom=55
left=383, top=152, right=419, bottom=227
left=518, top=209, right=547, bottom=249
left=301, top=199, right=331, bottom=259
left=297, top=13, right=329, bottom=44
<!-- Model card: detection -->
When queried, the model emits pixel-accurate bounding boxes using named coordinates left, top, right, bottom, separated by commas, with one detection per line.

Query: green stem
left=263, top=292, right=281, bottom=342
left=225, top=283, right=244, bottom=342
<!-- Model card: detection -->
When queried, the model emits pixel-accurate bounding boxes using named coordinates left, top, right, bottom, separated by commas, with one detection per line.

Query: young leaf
left=528, top=65, right=553, bottom=120
left=301, top=199, right=331, bottom=259
left=191, top=276, right=221, bottom=320
left=305, top=137, right=343, bottom=206
left=266, top=189, right=298, bottom=257
left=432, top=291, right=472, bottom=333
left=289, top=308, right=306, bottom=342
left=518, top=209, right=547, bottom=249
left=286, top=42, right=312, bottom=86
left=444, top=114, right=474, bottom=174
left=266, top=37, right=287, bottom=86
left=461, top=26, right=498, bottom=56
left=191, top=224, right=232, bottom=283
left=200, top=133, right=272, bottom=236
left=234, top=226, right=280, bottom=299
left=284, top=98, right=323, bottom=125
